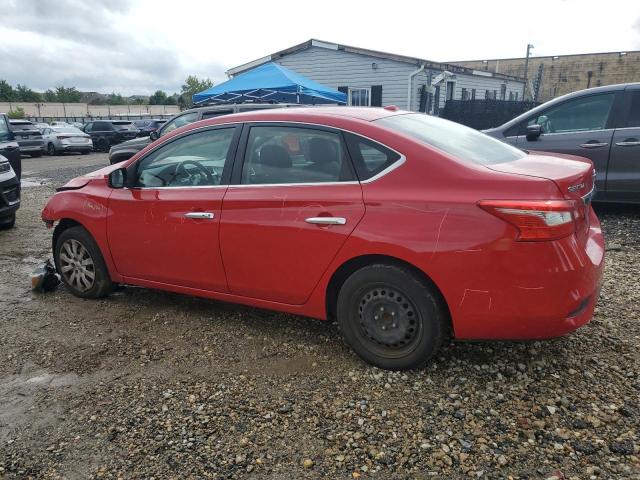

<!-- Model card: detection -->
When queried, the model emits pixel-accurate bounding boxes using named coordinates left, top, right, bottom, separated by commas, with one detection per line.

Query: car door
left=518, top=92, right=617, bottom=195
left=606, top=86, right=640, bottom=202
left=219, top=123, right=365, bottom=305
left=107, top=125, right=241, bottom=291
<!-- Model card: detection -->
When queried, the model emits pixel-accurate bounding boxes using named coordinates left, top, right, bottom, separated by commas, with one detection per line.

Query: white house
left=227, top=39, right=526, bottom=113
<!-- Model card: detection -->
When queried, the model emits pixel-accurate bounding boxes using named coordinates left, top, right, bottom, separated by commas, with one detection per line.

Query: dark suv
left=108, top=103, right=301, bottom=164
left=132, top=119, right=167, bottom=137
left=82, top=120, right=140, bottom=152
left=0, top=114, right=21, bottom=229
left=9, top=119, right=45, bottom=157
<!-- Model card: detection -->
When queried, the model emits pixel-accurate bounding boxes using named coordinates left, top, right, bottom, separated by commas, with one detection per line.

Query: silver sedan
left=42, top=126, right=93, bottom=155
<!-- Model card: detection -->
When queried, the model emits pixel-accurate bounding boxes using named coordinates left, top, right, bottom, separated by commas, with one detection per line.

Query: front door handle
left=579, top=142, right=609, bottom=149
left=184, top=212, right=215, bottom=220
left=305, top=217, right=347, bottom=226
left=615, top=139, right=640, bottom=147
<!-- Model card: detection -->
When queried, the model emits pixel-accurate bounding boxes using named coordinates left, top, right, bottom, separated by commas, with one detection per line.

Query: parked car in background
left=9, top=120, right=45, bottom=157
left=70, top=122, right=84, bottom=129
left=44, top=107, right=604, bottom=370
left=485, top=82, right=640, bottom=204
left=133, top=119, right=167, bottom=137
left=42, top=126, right=93, bottom=155
left=108, top=103, right=302, bottom=164
left=0, top=114, right=21, bottom=179
left=34, top=122, right=50, bottom=132
left=0, top=153, right=20, bottom=229
left=82, top=120, right=139, bottom=152
left=50, top=121, right=72, bottom=127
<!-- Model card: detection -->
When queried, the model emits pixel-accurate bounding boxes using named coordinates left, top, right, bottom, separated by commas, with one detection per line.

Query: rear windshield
left=112, top=121, right=136, bottom=130
left=53, top=127, right=83, bottom=134
left=376, top=113, right=526, bottom=165
left=10, top=122, right=36, bottom=131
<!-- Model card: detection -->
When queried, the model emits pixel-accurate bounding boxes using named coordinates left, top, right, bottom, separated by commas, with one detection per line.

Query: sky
left=1, top=0, right=639, bottom=96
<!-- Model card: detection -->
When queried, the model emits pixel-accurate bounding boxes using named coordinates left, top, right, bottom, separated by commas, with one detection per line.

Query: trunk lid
left=486, top=152, right=595, bottom=240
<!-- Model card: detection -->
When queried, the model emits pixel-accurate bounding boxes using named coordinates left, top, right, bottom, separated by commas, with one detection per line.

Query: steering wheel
left=173, top=160, right=216, bottom=186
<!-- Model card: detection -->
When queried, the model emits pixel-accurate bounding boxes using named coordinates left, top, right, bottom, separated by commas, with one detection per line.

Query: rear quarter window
left=344, top=133, right=401, bottom=180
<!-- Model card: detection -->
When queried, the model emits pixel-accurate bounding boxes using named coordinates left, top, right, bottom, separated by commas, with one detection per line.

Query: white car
left=42, top=126, right=93, bottom=155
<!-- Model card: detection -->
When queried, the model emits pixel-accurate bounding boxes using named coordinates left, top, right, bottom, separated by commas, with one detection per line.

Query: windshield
left=376, top=113, right=526, bottom=165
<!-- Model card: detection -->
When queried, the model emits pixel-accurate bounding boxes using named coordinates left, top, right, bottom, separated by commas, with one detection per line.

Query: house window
left=471, top=89, right=476, bottom=100
left=348, top=88, right=371, bottom=106
left=500, top=84, right=507, bottom=100
left=461, top=88, right=468, bottom=100
left=509, top=91, right=514, bottom=101
left=485, top=89, right=491, bottom=100
left=514, top=92, right=519, bottom=101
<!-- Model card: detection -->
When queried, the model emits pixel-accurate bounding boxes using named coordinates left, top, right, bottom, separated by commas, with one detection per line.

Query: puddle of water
left=21, top=178, right=50, bottom=188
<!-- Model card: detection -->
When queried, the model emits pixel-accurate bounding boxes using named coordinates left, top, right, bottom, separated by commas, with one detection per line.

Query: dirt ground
left=1, top=153, right=639, bottom=479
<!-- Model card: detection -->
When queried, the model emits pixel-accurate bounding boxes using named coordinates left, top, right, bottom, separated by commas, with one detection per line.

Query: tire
left=47, top=143, right=56, bottom=156
left=337, top=264, right=446, bottom=370
left=54, top=226, right=114, bottom=299
left=0, top=214, right=16, bottom=230
left=96, top=138, right=109, bottom=152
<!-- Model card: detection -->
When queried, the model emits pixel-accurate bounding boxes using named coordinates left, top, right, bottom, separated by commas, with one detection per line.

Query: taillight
left=56, top=134, right=72, bottom=139
left=478, top=199, right=578, bottom=241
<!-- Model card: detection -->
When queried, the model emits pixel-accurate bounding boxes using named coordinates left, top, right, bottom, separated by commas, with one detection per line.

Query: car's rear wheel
left=337, top=264, right=446, bottom=370
left=54, top=226, right=114, bottom=299
left=47, top=143, right=56, bottom=155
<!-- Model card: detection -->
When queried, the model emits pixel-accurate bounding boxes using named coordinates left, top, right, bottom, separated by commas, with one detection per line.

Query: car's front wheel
left=54, top=226, right=114, bottom=299
left=47, top=143, right=56, bottom=155
left=337, top=264, right=447, bottom=370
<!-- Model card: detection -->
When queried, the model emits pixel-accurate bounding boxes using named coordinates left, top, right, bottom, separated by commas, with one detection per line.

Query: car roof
left=202, top=106, right=405, bottom=123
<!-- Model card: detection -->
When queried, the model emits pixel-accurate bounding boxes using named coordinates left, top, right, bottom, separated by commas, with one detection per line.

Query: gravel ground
left=1, top=154, right=639, bottom=479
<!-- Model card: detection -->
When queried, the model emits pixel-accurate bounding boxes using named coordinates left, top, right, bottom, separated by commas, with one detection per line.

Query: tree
left=7, top=107, right=25, bottom=119
left=164, top=95, right=177, bottom=105
left=0, top=80, right=15, bottom=101
left=54, top=86, right=82, bottom=103
left=180, top=75, right=213, bottom=108
left=14, top=84, right=41, bottom=102
left=43, top=89, right=57, bottom=102
left=148, top=90, right=168, bottom=105
left=106, top=92, right=125, bottom=105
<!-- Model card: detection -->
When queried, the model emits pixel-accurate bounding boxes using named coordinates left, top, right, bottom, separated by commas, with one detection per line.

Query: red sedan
left=42, top=107, right=605, bottom=370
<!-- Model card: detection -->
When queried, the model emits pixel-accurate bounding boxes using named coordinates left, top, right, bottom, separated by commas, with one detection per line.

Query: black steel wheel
left=337, top=264, right=446, bottom=370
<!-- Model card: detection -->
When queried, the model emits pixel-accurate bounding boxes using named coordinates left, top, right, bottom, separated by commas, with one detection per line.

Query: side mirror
left=108, top=168, right=127, bottom=189
left=526, top=124, right=542, bottom=141
left=149, top=130, right=159, bottom=141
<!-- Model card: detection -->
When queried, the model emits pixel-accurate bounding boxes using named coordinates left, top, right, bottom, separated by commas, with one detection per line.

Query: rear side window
left=113, top=121, right=135, bottom=130
left=93, top=122, right=112, bottom=131
left=241, top=126, right=355, bottom=185
left=377, top=113, right=525, bottom=165
left=625, top=91, right=640, bottom=128
left=344, top=133, right=400, bottom=180
left=0, top=116, right=10, bottom=140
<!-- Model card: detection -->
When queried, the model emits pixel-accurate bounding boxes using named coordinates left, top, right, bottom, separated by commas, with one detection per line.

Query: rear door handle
left=615, top=139, right=640, bottom=147
left=184, top=212, right=215, bottom=219
left=305, top=217, right=347, bottom=225
left=579, top=142, right=609, bottom=148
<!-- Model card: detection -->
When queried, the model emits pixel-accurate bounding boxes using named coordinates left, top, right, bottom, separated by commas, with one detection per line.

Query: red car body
left=42, top=107, right=604, bottom=342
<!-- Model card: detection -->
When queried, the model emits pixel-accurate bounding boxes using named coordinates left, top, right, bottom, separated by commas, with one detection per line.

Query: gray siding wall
left=262, top=46, right=524, bottom=112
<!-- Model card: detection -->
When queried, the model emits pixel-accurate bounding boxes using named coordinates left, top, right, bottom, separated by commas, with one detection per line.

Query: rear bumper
left=451, top=207, right=605, bottom=340
left=20, top=145, right=45, bottom=152
left=59, top=144, right=92, bottom=151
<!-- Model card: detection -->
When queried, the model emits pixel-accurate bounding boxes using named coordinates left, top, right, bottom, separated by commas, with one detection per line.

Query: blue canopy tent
left=192, top=62, right=347, bottom=105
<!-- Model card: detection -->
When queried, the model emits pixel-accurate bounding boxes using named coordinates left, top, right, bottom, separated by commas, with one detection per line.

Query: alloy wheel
left=58, top=239, right=95, bottom=292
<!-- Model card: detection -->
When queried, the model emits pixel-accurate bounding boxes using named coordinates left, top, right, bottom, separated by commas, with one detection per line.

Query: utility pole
left=523, top=44, right=534, bottom=100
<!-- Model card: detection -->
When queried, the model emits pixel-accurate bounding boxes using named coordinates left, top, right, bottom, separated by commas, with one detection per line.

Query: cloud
left=0, top=0, right=225, bottom=95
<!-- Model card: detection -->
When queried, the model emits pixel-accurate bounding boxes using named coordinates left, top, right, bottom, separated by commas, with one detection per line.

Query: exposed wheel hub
left=358, top=287, right=418, bottom=348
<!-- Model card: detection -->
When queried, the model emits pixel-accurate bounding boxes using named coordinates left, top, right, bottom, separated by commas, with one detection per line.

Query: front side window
left=377, top=113, right=526, bottom=165
left=136, top=127, right=236, bottom=188
left=527, top=93, right=614, bottom=134
left=348, top=88, right=371, bottom=107
left=161, top=112, right=199, bottom=136
left=241, top=126, right=354, bottom=185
